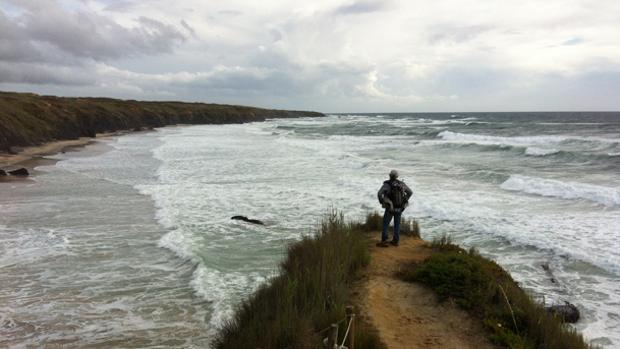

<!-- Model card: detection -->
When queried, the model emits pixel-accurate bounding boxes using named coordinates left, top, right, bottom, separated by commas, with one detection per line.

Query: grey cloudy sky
left=0, top=0, right=619, bottom=112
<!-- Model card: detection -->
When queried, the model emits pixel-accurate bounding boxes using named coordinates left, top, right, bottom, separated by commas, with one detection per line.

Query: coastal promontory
left=0, top=91, right=324, bottom=152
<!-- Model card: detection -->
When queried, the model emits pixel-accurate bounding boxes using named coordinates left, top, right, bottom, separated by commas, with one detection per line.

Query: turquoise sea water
left=1, top=113, right=619, bottom=347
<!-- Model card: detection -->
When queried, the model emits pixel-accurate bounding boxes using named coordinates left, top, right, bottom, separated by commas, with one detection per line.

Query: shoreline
left=0, top=137, right=95, bottom=168
left=0, top=130, right=141, bottom=183
left=0, top=91, right=324, bottom=152
left=0, top=137, right=96, bottom=183
left=0, top=129, right=151, bottom=169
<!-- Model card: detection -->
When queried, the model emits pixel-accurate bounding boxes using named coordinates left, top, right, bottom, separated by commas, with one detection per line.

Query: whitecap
left=500, top=175, right=620, bottom=207
left=437, top=130, right=618, bottom=148
left=525, top=147, right=560, bottom=156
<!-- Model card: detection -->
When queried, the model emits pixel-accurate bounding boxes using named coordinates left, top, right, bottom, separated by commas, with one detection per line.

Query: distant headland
left=0, top=91, right=324, bottom=153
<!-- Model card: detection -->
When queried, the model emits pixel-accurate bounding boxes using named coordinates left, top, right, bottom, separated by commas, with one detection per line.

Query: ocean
left=1, top=113, right=619, bottom=348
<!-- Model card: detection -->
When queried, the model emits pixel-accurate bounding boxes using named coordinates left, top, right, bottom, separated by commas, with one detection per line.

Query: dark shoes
left=376, top=241, right=399, bottom=247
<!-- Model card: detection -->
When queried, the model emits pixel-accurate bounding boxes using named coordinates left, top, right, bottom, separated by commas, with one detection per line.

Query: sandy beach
left=0, top=132, right=131, bottom=184
left=0, top=130, right=148, bottom=172
left=0, top=138, right=95, bottom=168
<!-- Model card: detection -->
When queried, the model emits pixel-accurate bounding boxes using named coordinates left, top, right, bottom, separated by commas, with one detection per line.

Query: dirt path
left=359, top=235, right=500, bottom=349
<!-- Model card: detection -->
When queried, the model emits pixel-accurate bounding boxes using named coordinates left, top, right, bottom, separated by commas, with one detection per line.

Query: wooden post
left=346, top=306, right=356, bottom=349
left=327, top=323, right=339, bottom=349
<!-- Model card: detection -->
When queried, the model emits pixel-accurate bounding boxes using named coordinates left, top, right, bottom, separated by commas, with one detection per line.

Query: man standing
left=377, top=170, right=413, bottom=247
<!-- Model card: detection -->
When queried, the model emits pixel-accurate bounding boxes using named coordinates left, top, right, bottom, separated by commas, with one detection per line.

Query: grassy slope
left=214, top=211, right=385, bottom=349
left=0, top=91, right=324, bottom=152
left=215, top=213, right=592, bottom=348
left=398, top=236, right=595, bottom=349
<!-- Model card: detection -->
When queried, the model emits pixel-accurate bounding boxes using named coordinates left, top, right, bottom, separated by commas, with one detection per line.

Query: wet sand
left=0, top=138, right=96, bottom=168
left=0, top=131, right=149, bottom=182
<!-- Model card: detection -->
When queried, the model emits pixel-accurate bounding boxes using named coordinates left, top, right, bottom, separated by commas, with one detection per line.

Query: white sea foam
left=500, top=175, right=620, bottom=207
left=437, top=130, right=618, bottom=148
left=525, top=147, right=560, bottom=156
left=191, top=267, right=268, bottom=328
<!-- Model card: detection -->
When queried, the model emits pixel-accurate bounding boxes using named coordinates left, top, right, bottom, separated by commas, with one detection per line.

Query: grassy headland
left=215, top=212, right=593, bottom=349
left=0, top=91, right=324, bottom=152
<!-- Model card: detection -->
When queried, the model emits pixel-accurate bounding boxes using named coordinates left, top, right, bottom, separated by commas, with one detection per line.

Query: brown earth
left=358, top=235, right=500, bottom=349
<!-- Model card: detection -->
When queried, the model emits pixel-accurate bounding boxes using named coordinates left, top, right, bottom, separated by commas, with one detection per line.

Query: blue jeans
left=382, top=209, right=402, bottom=243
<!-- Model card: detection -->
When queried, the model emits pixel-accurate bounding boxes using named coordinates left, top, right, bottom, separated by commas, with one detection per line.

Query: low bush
left=398, top=239, right=594, bottom=349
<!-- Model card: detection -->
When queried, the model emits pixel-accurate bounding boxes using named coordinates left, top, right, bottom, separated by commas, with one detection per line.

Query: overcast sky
left=1, top=0, right=619, bottom=112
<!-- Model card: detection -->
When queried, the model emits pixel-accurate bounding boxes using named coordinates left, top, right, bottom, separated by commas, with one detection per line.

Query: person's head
left=389, top=169, right=399, bottom=180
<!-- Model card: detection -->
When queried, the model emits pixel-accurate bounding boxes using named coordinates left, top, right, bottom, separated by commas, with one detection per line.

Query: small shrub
left=398, top=241, right=594, bottom=349
left=360, top=211, right=421, bottom=238
left=360, top=211, right=383, bottom=231
left=430, top=234, right=454, bottom=249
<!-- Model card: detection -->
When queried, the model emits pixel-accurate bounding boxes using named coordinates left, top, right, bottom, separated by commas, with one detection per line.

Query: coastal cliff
left=0, top=91, right=324, bottom=152
left=215, top=212, right=594, bottom=349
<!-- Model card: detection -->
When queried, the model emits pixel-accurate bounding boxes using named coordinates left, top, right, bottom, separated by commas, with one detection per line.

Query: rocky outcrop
left=0, top=91, right=325, bottom=152
left=546, top=302, right=580, bottom=323
left=231, top=216, right=265, bottom=225
left=8, top=168, right=29, bottom=176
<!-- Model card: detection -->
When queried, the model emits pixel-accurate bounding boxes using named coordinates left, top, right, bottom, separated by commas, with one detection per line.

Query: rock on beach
left=8, top=168, right=29, bottom=176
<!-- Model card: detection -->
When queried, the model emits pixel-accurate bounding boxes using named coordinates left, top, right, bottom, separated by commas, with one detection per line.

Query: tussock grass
left=398, top=239, right=595, bottom=349
left=214, top=211, right=385, bottom=349
left=401, top=217, right=420, bottom=238
left=360, top=210, right=420, bottom=238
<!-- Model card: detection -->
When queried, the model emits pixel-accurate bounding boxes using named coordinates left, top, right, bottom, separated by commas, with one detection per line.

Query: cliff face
left=0, top=91, right=324, bottom=151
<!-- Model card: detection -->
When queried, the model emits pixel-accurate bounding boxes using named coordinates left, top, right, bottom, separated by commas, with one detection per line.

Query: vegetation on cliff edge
left=0, top=91, right=323, bottom=152
left=214, top=211, right=385, bottom=349
left=398, top=236, right=595, bottom=349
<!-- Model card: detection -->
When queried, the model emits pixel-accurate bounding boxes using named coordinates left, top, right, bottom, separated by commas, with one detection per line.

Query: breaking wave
left=437, top=130, right=618, bottom=148
left=500, top=175, right=620, bottom=207
left=524, top=147, right=560, bottom=156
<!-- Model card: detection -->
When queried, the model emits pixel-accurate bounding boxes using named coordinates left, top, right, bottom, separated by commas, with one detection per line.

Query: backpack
left=386, top=180, right=408, bottom=208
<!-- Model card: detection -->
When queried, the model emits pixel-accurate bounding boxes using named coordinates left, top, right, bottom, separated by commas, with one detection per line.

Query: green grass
left=214, top=211, right=385, bottom=349
left=398, top=237, right=595, bottom=349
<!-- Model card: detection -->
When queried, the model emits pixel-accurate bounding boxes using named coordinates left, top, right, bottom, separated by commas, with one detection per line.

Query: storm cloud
left=0, top=1, right=185, bottom=61
left=0, top=0, right=619, bottom=111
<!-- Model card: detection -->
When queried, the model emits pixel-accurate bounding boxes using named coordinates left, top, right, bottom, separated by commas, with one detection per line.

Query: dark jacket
left=378, top=179, right=413, bottom=209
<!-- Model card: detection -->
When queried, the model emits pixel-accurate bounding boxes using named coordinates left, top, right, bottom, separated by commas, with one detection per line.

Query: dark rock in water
left=0, top=169, right=6, bottom=176
left=231, top=216, right=265, bottom=225
left=546, top=302, right=580, bottom=323
left=8, top=168, right=29, bottom=176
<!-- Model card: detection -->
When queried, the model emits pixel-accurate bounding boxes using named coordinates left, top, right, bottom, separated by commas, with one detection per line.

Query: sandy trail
left=359, top=235, right=499, bottom=349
